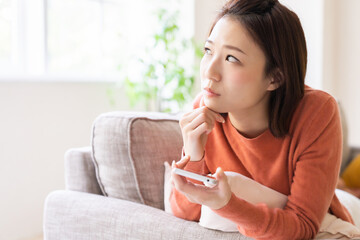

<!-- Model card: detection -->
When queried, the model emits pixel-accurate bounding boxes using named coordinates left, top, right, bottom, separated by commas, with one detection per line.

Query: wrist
left=182, top=147, right=205, bottom=161
left=191, top=151, right=205, bottom=161
left=212, top=192, right=233, bottom=210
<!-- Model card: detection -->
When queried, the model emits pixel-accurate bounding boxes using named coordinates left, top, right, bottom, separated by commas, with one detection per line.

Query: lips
left=203, top=87, right=220, bottom=96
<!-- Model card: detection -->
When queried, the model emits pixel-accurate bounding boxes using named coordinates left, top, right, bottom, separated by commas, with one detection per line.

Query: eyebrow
left=206, top=39, right=247, bottom=55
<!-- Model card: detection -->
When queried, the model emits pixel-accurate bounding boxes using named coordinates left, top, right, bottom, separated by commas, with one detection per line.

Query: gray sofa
left=43, top=111, right=251, bottom=240
left=43, top=111, right=359, bottom=240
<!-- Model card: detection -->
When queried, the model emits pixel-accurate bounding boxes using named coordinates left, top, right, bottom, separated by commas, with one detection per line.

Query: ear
left=267, top=68, right=284, bottom=91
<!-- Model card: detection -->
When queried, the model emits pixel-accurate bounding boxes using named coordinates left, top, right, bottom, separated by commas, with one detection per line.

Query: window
left=0, top=0, right=15, bottom=74
left=0, top=0, right=194, bottom=81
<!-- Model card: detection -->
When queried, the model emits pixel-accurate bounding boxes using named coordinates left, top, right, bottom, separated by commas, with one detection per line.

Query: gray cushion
left=91, top=111, right=183, bottom=209
left=44, top=190, right=250, bottom=240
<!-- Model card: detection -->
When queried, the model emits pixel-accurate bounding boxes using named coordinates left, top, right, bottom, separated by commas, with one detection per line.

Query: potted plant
left=123, top=6, right=203, bottom=113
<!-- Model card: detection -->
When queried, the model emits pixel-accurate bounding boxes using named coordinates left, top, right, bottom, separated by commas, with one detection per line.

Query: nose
left=203, top=57, right=221, bottom=82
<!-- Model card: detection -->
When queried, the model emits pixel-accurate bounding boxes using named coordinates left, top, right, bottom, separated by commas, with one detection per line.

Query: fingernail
left=172, top=160, right=175, bottom=167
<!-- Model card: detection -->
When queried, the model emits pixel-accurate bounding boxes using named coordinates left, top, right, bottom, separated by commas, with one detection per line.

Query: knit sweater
left=170, top=86, right=353, bottom=240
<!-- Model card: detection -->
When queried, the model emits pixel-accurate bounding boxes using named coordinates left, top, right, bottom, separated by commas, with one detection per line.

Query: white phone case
left=173, top=168, right=218, bottom=186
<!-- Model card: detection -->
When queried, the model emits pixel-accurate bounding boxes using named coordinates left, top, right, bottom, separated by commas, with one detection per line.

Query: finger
left=183, top=112, right=215, bottom=135
left=181, top=182, right=211, bottom=204
left=203, top=107, right=225, bottom=123
left=190, top=122, right=212, bottom=138
left=214, top=167, right=228, bottom=187
left=180, top=108, right=208, bottom=128
left=173, top=155, right=190, bottom=169
left=171, top=168, right=190, bottom=191
left=172, top=172, right=207, bottom=198
left=181, top=107, right=224, bottom=127
left=171, top=158, right=191, bottom=186
left=214, top=167, right=224, bottom=179
left=207, top=108, right=225, bottom=123
left=179, top=108, right=204, bottom=127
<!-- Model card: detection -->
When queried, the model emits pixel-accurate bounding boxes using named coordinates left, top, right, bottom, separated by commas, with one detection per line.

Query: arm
left=170, top=93, right=224, bottom=221
left=170, top=157, right=209, bottom=221
left=64, top=146, right=102, bottom=195
left=213, top=98, right=344, bottom=239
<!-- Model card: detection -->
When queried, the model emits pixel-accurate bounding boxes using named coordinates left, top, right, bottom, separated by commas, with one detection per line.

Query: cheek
left=225, top=70, right=250, bottom=88
left=223, top=69, right=265, bottom=104
left=225, top=67, right=265, bottom=89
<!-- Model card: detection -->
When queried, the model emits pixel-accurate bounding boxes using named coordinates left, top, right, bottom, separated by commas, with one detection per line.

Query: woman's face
left=200, top=16, right=275, bottom=114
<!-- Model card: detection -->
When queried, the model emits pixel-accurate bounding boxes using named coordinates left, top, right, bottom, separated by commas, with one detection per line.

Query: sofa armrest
left=44, top=190, right=251, bottom=240
left=64, top=147, right=102, bottom=195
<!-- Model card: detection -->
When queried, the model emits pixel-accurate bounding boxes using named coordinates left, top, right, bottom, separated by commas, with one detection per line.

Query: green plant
left=124, top=7, right=203, bottom=113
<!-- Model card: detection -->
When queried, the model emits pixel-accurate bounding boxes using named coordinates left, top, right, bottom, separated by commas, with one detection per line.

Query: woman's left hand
left=171, top=155, right=233, bottom=210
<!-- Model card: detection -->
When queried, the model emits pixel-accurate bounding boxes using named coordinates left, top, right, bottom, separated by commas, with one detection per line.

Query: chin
left=203, top=97, right=225, bottom=113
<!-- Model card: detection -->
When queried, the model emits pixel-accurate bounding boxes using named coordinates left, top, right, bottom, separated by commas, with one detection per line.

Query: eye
left=226, top=55, right=239, bottom=63
left=204, top=47, right=211, bottom=55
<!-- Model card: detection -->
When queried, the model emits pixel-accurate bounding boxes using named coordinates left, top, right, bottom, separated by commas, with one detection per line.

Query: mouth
left=203, top=87, right=220, bottom=97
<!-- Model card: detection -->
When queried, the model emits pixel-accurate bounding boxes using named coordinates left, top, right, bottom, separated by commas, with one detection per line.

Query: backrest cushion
left=91, top=111, right=182, bottom=210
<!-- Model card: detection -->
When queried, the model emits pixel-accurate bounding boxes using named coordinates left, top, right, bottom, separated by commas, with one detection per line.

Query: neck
left=228, top=97, right=270, bottom=139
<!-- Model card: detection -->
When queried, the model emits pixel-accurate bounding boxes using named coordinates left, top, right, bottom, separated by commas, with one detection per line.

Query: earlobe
left=267, top=79, right=280, bottom=91
left=267, top=68, right=284, bottom=91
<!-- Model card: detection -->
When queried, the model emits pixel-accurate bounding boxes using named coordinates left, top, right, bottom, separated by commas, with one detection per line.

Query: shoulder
left=301, top=86, right=337, bottom=108
left=290, top=86, right=340, bottom=136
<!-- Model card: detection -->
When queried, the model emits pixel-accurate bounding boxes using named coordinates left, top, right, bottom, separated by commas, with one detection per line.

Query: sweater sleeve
left=170, top=92, right=210, bottom=221
left=169, top=158, right=210, bottom=221
left=212, top=97, right=344, bottom=240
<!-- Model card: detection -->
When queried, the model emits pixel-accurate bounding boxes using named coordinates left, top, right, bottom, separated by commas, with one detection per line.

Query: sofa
left=43, top=110, right=360, bottom=240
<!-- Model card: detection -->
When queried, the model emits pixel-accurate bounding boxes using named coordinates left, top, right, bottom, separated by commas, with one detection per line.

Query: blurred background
left=0, top=0, right=359, bottom=239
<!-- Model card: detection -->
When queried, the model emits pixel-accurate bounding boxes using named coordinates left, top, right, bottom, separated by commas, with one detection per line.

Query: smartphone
left=173, top=168, right=218, bottom=187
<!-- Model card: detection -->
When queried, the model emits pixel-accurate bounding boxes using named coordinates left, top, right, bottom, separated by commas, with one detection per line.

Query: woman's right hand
left=179, top=106, right=225, bottom=161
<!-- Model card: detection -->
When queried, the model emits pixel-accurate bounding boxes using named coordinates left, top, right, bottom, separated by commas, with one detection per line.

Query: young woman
left=170, top=0, right=358, bottom=239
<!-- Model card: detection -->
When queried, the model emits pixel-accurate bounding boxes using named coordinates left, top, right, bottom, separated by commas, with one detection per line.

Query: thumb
left=215, top=167, right=228, bottom=185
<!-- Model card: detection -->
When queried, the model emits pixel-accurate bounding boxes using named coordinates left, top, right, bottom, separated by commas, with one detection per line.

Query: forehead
left=209, top=17, right=248, bottom=42
left=208, top=16, right=262, bottom=56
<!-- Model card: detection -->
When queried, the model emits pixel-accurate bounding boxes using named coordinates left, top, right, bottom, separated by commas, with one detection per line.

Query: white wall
left=329, top=0, right=360, bottom=147
left=193, top=0, right=225, bottom=94
left=0, top=82, right=131, bottom=240
left=280, top=0, right=325, bottom=90
left=1, top=1, right=360, bottom=240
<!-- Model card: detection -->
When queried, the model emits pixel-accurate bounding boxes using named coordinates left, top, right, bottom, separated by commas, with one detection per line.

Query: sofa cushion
left=91, top=111, right=183, bottom=210
left=44, top=190, right=250, bottom=240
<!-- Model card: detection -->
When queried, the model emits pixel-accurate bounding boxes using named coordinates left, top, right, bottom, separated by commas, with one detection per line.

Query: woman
left=170, top=0, right=357, bottom=239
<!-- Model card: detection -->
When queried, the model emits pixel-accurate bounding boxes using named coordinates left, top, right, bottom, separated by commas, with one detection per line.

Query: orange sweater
left=170, top=87, right=353, bottom=240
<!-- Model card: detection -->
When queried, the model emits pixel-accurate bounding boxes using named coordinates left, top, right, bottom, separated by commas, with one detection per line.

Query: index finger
left=182, top=106, right=225, bottom=125
left=172, top=155, right=191, bottom=169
